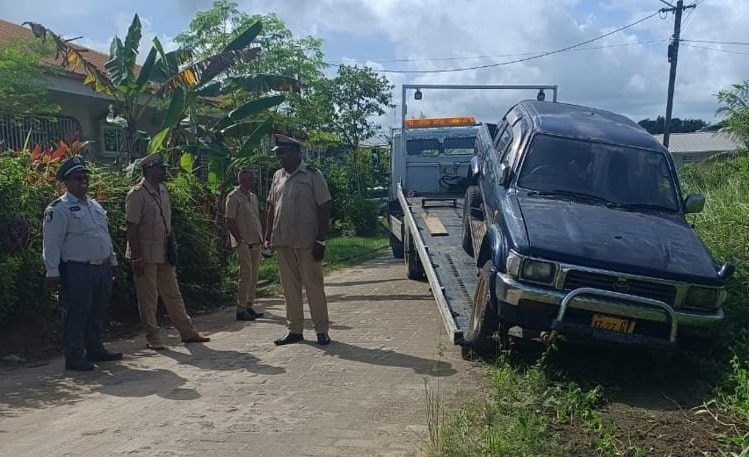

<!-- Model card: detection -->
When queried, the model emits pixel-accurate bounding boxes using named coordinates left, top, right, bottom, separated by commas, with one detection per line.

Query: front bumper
left=494, top=272, right=724, bottom=349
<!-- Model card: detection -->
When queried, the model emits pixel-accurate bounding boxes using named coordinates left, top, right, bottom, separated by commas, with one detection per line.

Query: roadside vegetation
left=0, top=0, right=392, bottom=362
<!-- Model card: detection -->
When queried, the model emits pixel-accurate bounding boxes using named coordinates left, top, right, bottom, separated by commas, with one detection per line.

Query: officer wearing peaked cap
left=42, top=155, right=123, bottom=371
left=125, top=152, right=210, bottom=349
left=265, top=134, right=334, bottom=346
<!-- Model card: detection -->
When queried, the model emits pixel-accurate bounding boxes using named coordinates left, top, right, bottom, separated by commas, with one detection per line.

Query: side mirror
left=684, top=193, right=705, bottom=214
left=498, top=163, right=511, bottom=186
left=718, top=262, right=735, bottom=281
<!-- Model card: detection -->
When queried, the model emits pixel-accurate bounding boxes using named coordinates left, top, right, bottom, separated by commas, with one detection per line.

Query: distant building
left=653, top=131, right=741, bottom=167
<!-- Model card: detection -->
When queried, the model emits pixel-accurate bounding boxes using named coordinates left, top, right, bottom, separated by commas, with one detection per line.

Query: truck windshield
left=444, top=137, right=475, bottom=155
left=407, top=139, right=441, bottom=156
left=517, top=134, right=680, bottom=212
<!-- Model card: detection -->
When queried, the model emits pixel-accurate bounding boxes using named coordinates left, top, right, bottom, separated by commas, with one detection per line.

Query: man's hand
left=312, top=243, right=325, bottom=262
left=132, top=260, right=145, bottom=278
left=111, top=266, right=120, bottom=280
left=45, top=276, right=61, bottom=289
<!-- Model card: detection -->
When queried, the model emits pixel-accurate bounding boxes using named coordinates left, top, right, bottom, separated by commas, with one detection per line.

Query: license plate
left=591, top=314, right=636, bottom=334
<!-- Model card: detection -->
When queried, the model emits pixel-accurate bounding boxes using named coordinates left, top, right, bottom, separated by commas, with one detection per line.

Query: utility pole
left=661, top=0, right=696, bottom=148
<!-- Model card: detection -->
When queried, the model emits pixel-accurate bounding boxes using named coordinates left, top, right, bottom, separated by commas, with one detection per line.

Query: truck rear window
left=407, top=139, right=441, bottom=156
left=444, top=137, right=475, bottom=155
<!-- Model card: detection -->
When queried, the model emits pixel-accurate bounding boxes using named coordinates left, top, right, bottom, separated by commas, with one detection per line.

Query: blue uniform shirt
left=42, top=192, right=118, bottom=277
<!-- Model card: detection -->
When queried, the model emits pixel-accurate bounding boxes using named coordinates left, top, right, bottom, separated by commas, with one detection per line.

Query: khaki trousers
left=134, top=262, right=199, bottom=344
left=276, top=247, right=330, bottom=334
left=236, top=243, right=261, bottom=311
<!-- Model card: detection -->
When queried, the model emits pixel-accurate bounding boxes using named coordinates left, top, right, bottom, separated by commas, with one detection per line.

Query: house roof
left=0, top=17, right=132, bottom=77
left=652, top=131, right=740, bottom=154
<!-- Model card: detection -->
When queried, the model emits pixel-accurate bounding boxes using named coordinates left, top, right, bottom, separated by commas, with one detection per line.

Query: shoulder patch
left=44, top=210, right=54, bottom=222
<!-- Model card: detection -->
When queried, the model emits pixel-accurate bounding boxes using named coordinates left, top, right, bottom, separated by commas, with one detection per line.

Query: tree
left=717, top=81, right=749, bottom=147
left=0, top=38, right=60, bottom=117
left=317, top=65, right=393, bottom=194
left=637, top=116, right=707, bottom=135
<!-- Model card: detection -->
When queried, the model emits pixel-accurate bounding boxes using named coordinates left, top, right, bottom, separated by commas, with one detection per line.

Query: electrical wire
left=681, top=43, right=749, bottom=55
left=324, top=39, right=666, bottom=64
left=681, top=39, right=749, bottom=46
left=326, top=10, right=662, bottom=74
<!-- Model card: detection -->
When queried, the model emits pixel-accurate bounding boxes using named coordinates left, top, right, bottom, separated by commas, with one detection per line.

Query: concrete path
left=0, top=257, right=480, bottom=457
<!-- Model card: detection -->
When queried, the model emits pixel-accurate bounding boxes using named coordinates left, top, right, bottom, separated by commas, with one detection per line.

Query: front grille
left=563, top=270, right=677, bottom=306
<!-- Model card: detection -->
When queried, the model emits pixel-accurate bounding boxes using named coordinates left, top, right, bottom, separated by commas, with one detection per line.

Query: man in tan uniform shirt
left=125, top=152, right=210, bottom=350
left=265, top=134, right=332, bottom=346
left=225, top=169, right=265, bottom=321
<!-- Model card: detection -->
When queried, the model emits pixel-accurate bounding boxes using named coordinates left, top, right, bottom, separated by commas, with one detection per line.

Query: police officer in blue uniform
left=42, top=155, right=123, bottom=371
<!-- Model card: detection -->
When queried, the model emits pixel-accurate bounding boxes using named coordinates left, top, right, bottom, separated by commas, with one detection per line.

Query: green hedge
left=0, top=152, right=232, bottom=329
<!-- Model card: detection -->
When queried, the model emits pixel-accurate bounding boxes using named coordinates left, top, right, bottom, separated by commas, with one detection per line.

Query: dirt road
left=0, top=258, right=480, bottom=457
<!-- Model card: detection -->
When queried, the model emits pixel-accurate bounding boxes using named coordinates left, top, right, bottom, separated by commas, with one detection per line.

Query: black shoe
left=236, top=309, right=256, bottom=321
left=65, top=359, right=95, bottom=371
left=87, top=350, right=123, bottom=362
left=316, top=333, right=331, bottom=346
left=274, top=332, right=304, bottom=346
left=247, top=308, right=264, bottom=318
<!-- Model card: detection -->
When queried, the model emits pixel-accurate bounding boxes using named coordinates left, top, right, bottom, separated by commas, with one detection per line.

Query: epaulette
left=307, top=166, right=318, bottom=173
left=49, top=198, right=62, bottom=207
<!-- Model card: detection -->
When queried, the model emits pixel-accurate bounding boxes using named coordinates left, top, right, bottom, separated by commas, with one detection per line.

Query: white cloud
left=4, top=0, right=748, bottom=127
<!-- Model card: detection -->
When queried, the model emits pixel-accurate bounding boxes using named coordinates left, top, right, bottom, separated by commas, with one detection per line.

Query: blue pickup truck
left=389, top=99, right=733, bottom=356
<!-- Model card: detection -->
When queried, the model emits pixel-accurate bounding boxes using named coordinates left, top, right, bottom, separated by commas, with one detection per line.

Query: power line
left=328, top=10, right=661, bottom=74
left=681, top=38, right=749, bottom=46
left=681, top=43, right=749, bottom=55
left=325, top=39, right=666, bottom=65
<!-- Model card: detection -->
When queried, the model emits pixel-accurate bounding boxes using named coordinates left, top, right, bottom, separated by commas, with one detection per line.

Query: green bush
left=0, top=151, right=233, bottom=329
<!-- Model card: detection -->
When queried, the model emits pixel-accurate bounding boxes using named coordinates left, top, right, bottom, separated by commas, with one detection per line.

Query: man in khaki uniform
left=125, top=152, right=210, bottom=350
left=265, top=134, right=333, bottom=346
left=225, top=169, right=265, bottom=321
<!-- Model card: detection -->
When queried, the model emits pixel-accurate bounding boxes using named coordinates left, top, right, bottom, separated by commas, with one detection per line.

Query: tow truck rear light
left=404, top=116, right=476, bottom=128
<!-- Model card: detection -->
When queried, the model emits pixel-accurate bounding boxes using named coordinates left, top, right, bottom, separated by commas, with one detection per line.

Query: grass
left=251, top=231, right=389, bottom=296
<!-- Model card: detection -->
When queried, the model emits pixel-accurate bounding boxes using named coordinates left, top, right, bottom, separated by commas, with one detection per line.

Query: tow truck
left=388, top=84, right=733, bottom=356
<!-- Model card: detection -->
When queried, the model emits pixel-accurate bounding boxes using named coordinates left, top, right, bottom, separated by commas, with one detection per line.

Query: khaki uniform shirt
left=125, top=179, right=172, bottom=264
left=268, top=162, right=332, bottom=249
left=225, top=187, right=263, bottom=248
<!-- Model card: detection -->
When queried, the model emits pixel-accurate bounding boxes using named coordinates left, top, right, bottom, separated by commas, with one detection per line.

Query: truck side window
left=494, top=128, right=512, bottom=161
left=503, top=121, right=525, bottom=168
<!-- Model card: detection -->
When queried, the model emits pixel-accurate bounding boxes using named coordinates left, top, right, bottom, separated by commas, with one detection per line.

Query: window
left=101, top=124, right=124, bottom=157
left=407, top=138, right=441, bottom=156
left=444, top=136, right=475, bottom=156
left=517, top=134, right=679, bottom=211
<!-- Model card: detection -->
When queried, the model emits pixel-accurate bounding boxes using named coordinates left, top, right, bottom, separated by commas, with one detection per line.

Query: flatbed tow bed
left=396, top=184, right=484, bottom=344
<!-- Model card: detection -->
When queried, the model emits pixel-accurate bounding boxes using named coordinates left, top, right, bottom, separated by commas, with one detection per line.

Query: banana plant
left=23, top=14, right=272, bottom=167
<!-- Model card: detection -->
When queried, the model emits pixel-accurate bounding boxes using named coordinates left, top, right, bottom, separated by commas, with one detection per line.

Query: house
left=653, top=131, right=741, bottom=167
left=0, top=17, right=161, bottom=159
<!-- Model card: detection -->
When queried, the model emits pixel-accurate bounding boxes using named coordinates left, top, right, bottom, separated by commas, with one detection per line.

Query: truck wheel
left=462, top=260, right=506, bottom=359
left=404, top=229, right=425, bottom=280
left=462, top=186, right=482, bottom=257
left=390, top=233, right=404, bottom=259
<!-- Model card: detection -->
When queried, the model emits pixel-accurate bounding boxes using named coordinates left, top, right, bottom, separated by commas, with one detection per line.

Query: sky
left=2, top=0, right=748, bottom=130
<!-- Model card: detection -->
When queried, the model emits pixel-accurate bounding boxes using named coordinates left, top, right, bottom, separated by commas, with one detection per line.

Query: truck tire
left=404, top=229, right=425, bottom=280
left=462, top=260, right=506, bottom=359
left=390, top=233, right=404, bottom=259
left=461, top=186, right=482, bottom=257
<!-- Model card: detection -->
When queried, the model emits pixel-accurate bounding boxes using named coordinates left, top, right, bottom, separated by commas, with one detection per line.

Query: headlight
left=521, top=260, right=557, bottom=284
left=685, top=286, right=718, bottom=310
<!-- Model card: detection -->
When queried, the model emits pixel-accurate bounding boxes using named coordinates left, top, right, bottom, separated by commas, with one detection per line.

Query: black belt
left=63, top=259, right=108, bottom=266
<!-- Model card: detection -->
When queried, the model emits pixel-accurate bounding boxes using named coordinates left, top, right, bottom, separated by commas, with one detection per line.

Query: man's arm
left=42, top=205, right=66, bottom=287
left=265, top=203, right=275, bottom=245
left=226, top=218, right=242, bottom=243
left=316, top=201, right=331, bottom=242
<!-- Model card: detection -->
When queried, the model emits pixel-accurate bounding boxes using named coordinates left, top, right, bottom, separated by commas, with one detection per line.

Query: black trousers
left=59, top=262, right=112, bottom=361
